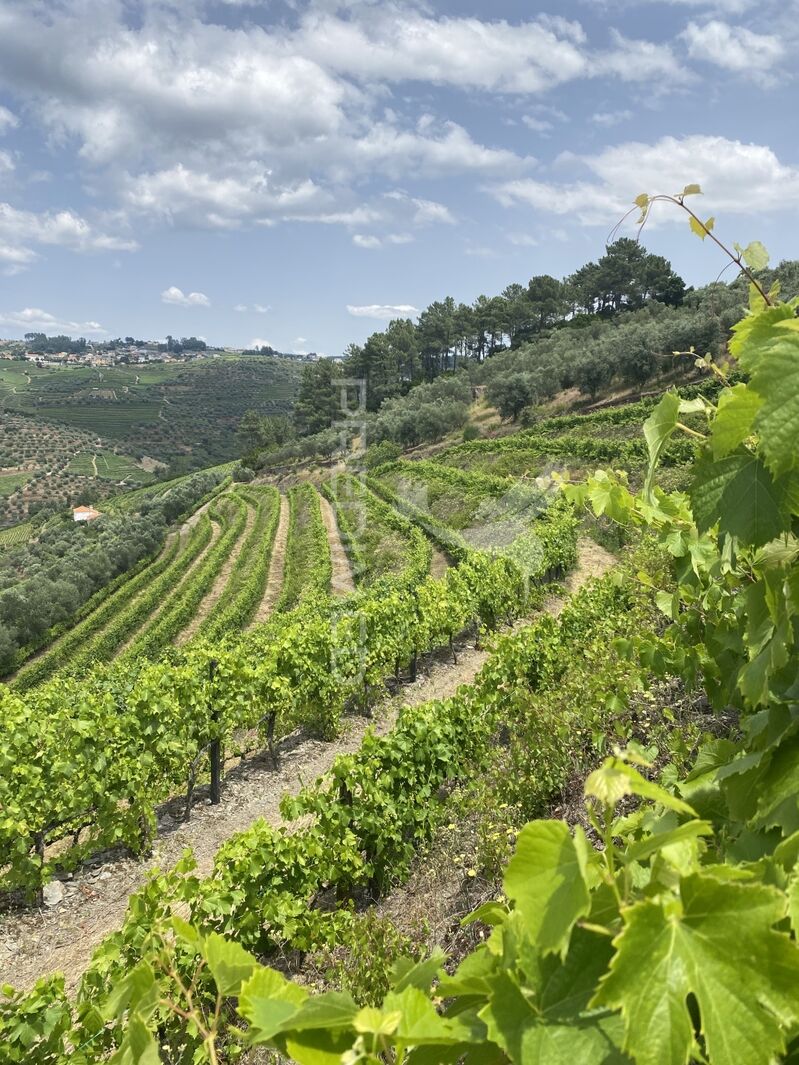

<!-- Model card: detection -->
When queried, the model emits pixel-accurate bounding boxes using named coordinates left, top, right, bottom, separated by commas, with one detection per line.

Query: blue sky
left=0, top=0, right=795, bottom=354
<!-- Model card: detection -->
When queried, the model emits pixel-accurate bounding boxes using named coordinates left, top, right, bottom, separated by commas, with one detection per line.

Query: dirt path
left=0, top=538, right=612, bottom=994
left=176, top=501, right=256, bottom=645
left=318, top=494, right=356, bottom=596
left=430, top=547, right=450, bottom=578
left=180, top=499, right=213, bottom=538
left=91, top=453, right=98, bottom=477
left=250, top=493, right=289, bottom=625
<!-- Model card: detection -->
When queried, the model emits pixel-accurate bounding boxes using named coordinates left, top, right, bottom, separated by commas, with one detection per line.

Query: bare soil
left=318, top=493, right=356, bottom=596
left=250, top=493, right=289, bottom=624
left=0, top=538, right=612, bottom=996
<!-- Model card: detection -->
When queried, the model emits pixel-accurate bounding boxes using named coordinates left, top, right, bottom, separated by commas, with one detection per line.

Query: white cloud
left=627, top=0, right=756, bottom=11
left=253, top=303, right=270, bottom=313
left=297, top=13, right=589, bottom=94
left=0, top=203, right=136, bottom=252
left=0, top=242, right=36, bottom=265
left=0, top=307, right=107, bottom=335
left=161, top=286, right=211, bottom=307
left=0, top=106, right=18, bottom=135
left=491, top=135, right=799, bottom=224
left=294, top=336, right=307, bottom=344
left=591, top=109, right=633, bottom=127
left=522, top=116, right=553, bottom=134
left=249, top=337, right=274, bottom=349
left=0, top=201, right=137, bottom=269
left=681, top=20, right=785, bottom=83
left=508, top=233, right=540, bottom=247
left=347, top=303, right=420, bottom=320
left=593, top=31, right=691, bottom=85
left=353, top=234, right=382, bottom=249
left=0, top=3, right=695, bottom=246
left=233, top=303, right=248, bottom=312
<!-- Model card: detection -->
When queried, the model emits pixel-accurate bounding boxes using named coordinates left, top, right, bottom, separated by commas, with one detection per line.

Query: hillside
left=0, top=354, right=300, bottom=526
left=1, top=240, right=799, bottom=1064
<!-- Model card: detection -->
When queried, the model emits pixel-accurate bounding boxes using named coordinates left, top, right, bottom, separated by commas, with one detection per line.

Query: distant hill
left=0, top=354, right=300, bottom=525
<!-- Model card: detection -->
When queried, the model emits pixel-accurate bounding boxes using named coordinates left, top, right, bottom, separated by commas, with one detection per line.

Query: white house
left=73, top=506, right=102, bottom=522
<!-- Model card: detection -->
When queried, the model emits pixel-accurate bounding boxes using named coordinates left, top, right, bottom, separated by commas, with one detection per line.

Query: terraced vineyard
left=2, top=280, right=798, bottom=1065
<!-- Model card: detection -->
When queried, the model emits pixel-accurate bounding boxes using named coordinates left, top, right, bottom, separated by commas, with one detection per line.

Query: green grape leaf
left=729, top=304, right=796, bottom=367
left=689, top=215, right=714, bottom=239
left=586, top=472, right=635, bottom=523
left=789, top=873, right=799, bottom=936
left=593, top=874, right=799, bottom=1065
left=203, top=932, right=259, bottom=996
left=503, top=821, right=592, bottom=958
left=101, top=961, right=159, bottom=1022
left=747, top=333, right=799, bottom=476
left=283, top=1029, right=358, bottom=1065
left=710, top=384, right=763, bottom=460
left=585, top=758, right=695, bottom=816
left=278, top=993, right=359, bottom=1032
left=391, top=947, right=447, bottom=992
left=753, top=733, right=799, bottom=830
left=690, top=451, right=787, bottom=548
left=480, top=965, right=629, bottom=1065
left=681, top=184, right=702, bottom=197
left=634, top=193, right=649, bottom=209
left=643, top=392, right=681, bottom=497
left=384, top=986, right=468, bottom=1045
left=741, top=240, right=770, bottom=272
left=111, top=1014, right=162, bottom=1065
left=239, top=967, right=308, bottom=1042
left=739, top=616, right=792, bottom=708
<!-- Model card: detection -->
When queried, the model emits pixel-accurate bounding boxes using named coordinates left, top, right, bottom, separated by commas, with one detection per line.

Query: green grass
left=0, top=472, right=33, bottom=497
left=0, top=520, right=33, bottom=548
left=67, top=451, right=154, bottom=482
left=26, top=404, right=162, bottom=433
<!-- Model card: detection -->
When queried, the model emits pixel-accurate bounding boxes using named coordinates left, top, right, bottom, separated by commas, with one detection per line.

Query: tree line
left=237, top=250, right=799, bottom=463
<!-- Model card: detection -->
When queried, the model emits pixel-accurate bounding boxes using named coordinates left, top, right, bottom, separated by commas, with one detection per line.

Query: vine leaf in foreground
left=503, top=821, right=592, bottom=959
left=593, top=875, right=799, bottom=1065
left=689, top=450, right=786, bottom=548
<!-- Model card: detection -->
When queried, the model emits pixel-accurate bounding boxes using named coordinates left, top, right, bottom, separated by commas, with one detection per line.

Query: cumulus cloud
left=680, top=20, right=785, bottom=83
left=0, top=2, right=701, bottom=245
left=296, top=12, right=589, bottom=94
left=0, top=201, right=137, bottom=270
left=347, top=304, right=420, bottom=320
left=248, top=337, right=274, bottom=349
left=0, top=106, right=18, bottom=135
left=161, top=286, right=210, bottom=307
left=0, top=203, right=136, bottom=252
left=593, top=31, right=691, bottom=84
left=0, top=307, right=106, bottom=335
left=491, top=135, right=799, bottom=224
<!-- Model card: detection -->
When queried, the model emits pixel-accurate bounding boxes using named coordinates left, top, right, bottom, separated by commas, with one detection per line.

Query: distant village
left=0, top=335, right=323, bottom=368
